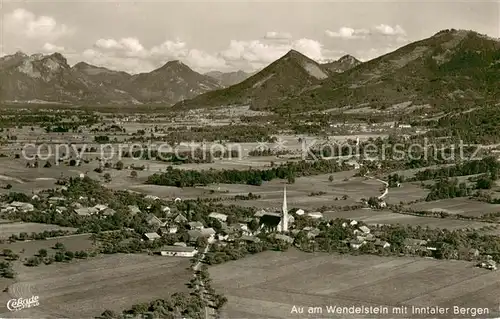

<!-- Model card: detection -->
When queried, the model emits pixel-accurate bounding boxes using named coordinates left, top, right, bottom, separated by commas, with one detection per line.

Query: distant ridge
left=0, top=54, right=221, bottom=105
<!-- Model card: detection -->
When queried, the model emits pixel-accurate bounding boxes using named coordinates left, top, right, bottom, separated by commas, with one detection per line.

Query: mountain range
left=0, top=53, right=222, bottom=105
left=1, top=29, right=498, bottom=113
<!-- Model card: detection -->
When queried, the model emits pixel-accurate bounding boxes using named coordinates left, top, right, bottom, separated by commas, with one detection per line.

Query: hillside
left=122, top=61, right=222, bottom=104
left=277, top=29, right=500, bottom=113
left=205, top=70, right=253, bottom=87
left=173, top=50, right=330, bottom=110
left=72, top=62, right=132, bottom=87
left=321, top=55, right=361, bottom=74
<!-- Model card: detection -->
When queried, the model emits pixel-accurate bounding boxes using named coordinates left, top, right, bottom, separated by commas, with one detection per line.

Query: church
left=255, top=185, right=294, bottom=232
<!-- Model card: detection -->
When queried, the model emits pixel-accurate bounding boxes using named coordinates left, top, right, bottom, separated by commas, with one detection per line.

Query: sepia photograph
left=0, top=0, right=500, bottom=318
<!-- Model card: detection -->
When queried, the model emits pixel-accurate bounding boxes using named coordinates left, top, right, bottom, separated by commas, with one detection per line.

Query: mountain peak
left=46, top=52, right=68, bottom=66
left=338, top=54, right=359, bottom=62
left=73, top=61, right=93, bottom=69
left=283, top=49, right=308, bottom=60
left=14, top=51, right=27, bottom=57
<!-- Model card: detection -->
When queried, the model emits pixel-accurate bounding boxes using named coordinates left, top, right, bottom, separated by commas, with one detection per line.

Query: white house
left=350, top=239, right=365, bottom=249
left=188, top=221, right=204, bottom=230
left=75, top=207, right=99, bottom=216
left=94, top=204, right=108, bottom=212
left=156, top=246, right=198, bottom=258
left=307, top=212, right=323, bottom=219
left=128, top=205, right=141, bottom=216
left=374, top=239, right=391, bottom=248
left=144, top=232, right=161, bottom=241
left=350, top=220, right=358, bottom=226
left=358, top=226, right=371, bottom=234
left=208, top=212, right=228, bottom=222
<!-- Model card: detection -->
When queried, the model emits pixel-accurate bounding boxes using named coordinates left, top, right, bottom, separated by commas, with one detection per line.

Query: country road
left=367, top=176, right=389, bottom=200
left=192, top=244, right=217, bottom=319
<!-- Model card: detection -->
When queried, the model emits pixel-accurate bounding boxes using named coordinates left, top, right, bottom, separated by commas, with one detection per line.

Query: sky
left=0, top=0, right=499, bottom=74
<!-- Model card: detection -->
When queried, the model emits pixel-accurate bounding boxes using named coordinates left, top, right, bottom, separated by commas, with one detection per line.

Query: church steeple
left=282, top=184, right=288, bottom=232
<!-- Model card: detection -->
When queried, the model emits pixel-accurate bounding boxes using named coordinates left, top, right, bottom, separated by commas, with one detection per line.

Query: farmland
left=0, top=254, right=191, bottom=318
left=408, top=198, right=500, bottom=218
left=209, top=249, right=500, bottom=318
left=0, top=234, right=93, bottom=259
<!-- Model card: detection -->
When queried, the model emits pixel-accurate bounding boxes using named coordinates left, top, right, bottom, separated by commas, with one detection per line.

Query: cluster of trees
left=8, top=230, right=74, bottom=242
left=248, top=148, right=291, bottom=157
left=24, top=246, right=94, bottom=267
left=308, top=191, right=327, bottom=197
left=234, top=193, right=261, bottom=200
left=94, top=135, right=110, bottom=143
left=98, top=292, right=206, bottom=319
left=146, top=160, right=348, bottom=187
left=126, top=124, right=277, bottom=144
left=411, top=157, right=499, bottom=182
left=387, top=174, right=404, bottom=187
left=0, top=261, right=14, bottom=278
left=425, top=178, right=471, bottom=201
left=121, top=148, right=240, bottom=164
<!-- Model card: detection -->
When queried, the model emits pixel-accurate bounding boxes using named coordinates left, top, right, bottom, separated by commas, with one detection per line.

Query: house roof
left=102, top=208, right=116, bottom=216
left=94, top=204, right=108, bottom=211
left=146, top=214, right=162, bottom=225
left=144, top=232, right=161, bottom=239
left=403, top=238, right=427, bottom=246
left=156, top=245, right=197, bottom=253
left=240, top=235, right=261, bottom=243
left=188, top=221, right=204, bottom=228
left=75, top=207, right=98, bottom=216
left=208, top=212, right=228, bottom=221
left=359, top=226, right=371, bottom=233
left=201, top=228, right=216, bottom=236
left=128, top=205, right=141, bottom=215
left=307, top=212, right=323, bottom=218
left=174, top=213, right=188, bottom=223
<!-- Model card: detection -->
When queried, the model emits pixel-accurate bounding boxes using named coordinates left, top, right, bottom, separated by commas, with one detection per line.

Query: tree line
left=146, top=160, right=349, bottom=187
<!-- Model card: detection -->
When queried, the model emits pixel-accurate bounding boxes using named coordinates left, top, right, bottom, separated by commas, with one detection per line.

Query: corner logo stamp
left=6, top=295, right=40, bottom=312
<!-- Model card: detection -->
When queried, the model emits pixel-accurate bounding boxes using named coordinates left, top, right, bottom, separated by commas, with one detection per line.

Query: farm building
left=307, top=212, right=323, bottom=219
left=374, top=239, right=391, bottom=248
left=146, top=214, right=167, bottom=228
left=159, top=226, right=178, bottom=235
left=239, top=235, right=261, bottom=243
left=358, top=225, right=371, bottom=234
left=350, top=239, right=365, bottom=249
left=155, top=246, right=198, bottom=258
left=143, top=232, right=161, bottom=241
left=208, top=212, right=228, bottom=222
left=188, top=228, right=216, bottom=243
left=128, top=205, right=141, bottom=216
left=94, top=204, right=108, bottom=212
left=7, top=201, right=34, bottom=212
left=74, top=207, right=99, bottom=216
left=295, top=209, right=305, bottom=216
left=173, top=213, right=188, bottom=224
left=404, top=238, right=427, bottom=247
left=188, top=221, right=204, bottom=230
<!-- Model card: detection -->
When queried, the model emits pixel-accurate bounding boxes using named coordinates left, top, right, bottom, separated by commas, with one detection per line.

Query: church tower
left=282, top=184, right=288, bottom=232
